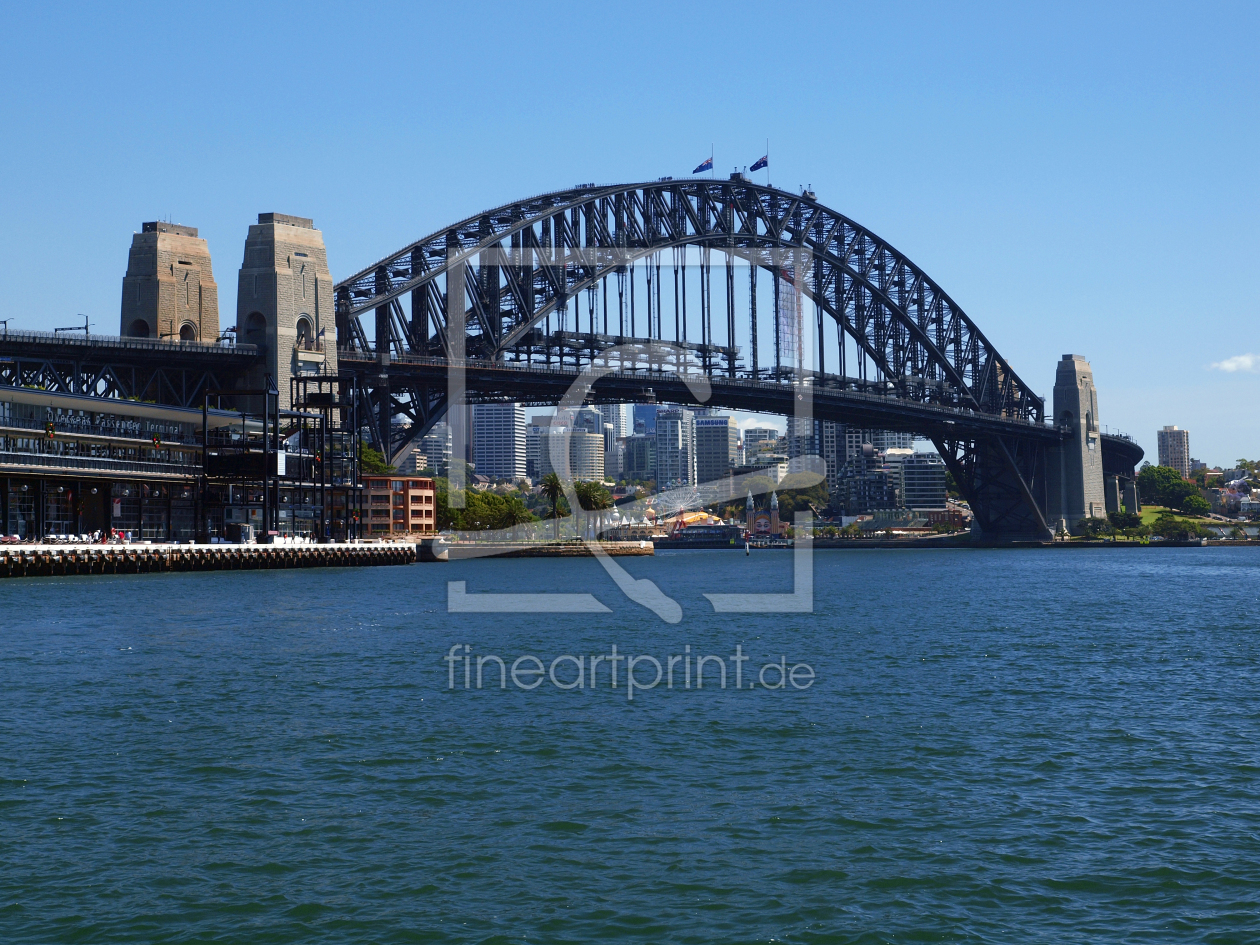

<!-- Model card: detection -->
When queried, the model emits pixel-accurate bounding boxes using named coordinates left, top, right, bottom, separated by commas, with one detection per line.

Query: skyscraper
left=654, top=407, right=696, bottom=487
left=1157, top=426, right=1191, bottom=478
left=419, top=422, right=452, bottom=476
left=598, top=403, right=630, bottom=440
left=525, top=415, right=555, bottom=480
left=537, top=429, right=605, bottom=481
left=633, top=404, right=659, bottom=436
left=787, top=417, right=818, bottom=459
left=695, top=415, right=739, bottom=484
left=472, top=403, right=526, bottom=480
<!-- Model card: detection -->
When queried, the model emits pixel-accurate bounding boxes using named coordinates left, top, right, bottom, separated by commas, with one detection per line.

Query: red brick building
left=365, top=477, right=436, bottom=537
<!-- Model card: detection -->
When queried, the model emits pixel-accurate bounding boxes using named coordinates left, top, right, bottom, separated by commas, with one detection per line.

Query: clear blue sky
left=1, top=2, right=1255, bottom=464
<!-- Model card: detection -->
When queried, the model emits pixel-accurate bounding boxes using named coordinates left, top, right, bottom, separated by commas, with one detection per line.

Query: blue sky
left=1, top=2, right=1255, bottom=464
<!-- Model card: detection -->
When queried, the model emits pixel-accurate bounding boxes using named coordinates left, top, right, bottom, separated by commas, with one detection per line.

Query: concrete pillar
left=1123, top=478, right=1140, bottom=513
left=1105, top=475, right=1121, bottom=514
left=1046, top=354, right=1107, bottom=532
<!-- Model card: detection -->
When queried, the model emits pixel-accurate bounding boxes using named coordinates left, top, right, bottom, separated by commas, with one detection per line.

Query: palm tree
left=540, top=473, right=564, bottom=540
left=500, top=496, right=535, bottom=539
left=574, top=481, right=613, bottom=538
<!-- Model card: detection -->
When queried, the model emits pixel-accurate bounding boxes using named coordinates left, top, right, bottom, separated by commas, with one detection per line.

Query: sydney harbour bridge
left=0, top=176, right=1142, bottom=538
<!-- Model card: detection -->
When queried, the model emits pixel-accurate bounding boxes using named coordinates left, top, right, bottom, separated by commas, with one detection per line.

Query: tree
left=573, top=480, right=612, bottom=512
left=540, top=473, right=565, bottom=539
left=1150, top=514, right=1209, bottom=541
left=1109, top=510, right=1141, bottom=530
left=358, top=441, right=395, bottom=474
left=1180, top=494, right=1211, bottom=516
left=1137, top=465, right=1196, bottom=508
left=773, top=472, right=830, bottom=521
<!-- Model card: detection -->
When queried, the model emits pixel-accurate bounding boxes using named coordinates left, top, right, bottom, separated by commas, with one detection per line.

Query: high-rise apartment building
left=472, top=403, right=526, bottom=480
left=1157, top=426, right=1191, bottom=478
left=654, top=407, right=696, bottom=487
left=695, top=415, right=739, bottom=484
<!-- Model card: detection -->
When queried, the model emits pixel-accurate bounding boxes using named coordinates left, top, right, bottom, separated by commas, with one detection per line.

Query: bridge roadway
left=337, top=349, right=1146, bottom=473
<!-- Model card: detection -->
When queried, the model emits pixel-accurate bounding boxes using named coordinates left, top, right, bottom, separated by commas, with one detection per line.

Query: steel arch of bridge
left=335, top=179, right=1043, bottom=425
left=333, top=179, right=1080, bottom=537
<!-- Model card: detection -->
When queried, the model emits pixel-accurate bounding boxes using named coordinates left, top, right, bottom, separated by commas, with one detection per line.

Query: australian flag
left=750, top=154, right=768, bottom=172
left=693, top=157, right=713, bottom=173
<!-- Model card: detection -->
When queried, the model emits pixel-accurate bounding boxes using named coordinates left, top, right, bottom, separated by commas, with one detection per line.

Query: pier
left=0, top=542, right=416, bottom=578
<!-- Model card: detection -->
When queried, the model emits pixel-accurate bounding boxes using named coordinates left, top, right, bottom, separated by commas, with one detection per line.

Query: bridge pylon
left=1046, top=354, right=1108, bottom=534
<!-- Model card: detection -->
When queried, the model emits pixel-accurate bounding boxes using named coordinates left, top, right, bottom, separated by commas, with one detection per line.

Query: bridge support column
left=1046, top=354, right=1107, bottom=533
left=1105, top=475, right=1121, bottom=514
left=1123, top=478, right=1140, bottom=514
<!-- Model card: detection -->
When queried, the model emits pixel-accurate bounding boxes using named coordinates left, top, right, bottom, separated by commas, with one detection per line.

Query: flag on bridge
left=693, top=157, right=713, bottom=173
left=750, top=154, right=768, bottom=172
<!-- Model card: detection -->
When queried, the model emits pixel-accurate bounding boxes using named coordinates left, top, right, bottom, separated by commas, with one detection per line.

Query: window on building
left=296, top=316, right=313, bottom=349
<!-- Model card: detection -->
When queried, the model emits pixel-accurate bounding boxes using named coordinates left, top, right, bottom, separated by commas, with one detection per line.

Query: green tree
left=540, top=473, right=565, bottom=539
left=1150, top=514, right=1208, bottom=541
left=1179, top=494, right=1211, bottom=516
left=573, top=480, right=613, bottom=512
left=1109, top=510, right=1141, bottom=530
left=1137, top=464, right=1196, bottom=508
left=358, top=441, right=395, bottom=474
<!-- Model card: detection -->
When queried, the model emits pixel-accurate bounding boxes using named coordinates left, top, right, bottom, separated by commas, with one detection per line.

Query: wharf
left=0, top=542, right=416, bottom=578
left=445, top=540, right=653, bottom=560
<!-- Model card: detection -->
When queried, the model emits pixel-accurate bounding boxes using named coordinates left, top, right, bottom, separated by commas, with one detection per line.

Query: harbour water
left=2, top=548, right=1258, bottom=942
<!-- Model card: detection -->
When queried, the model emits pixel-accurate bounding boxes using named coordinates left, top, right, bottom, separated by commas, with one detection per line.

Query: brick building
left=364, top=477, right=437, bottom=536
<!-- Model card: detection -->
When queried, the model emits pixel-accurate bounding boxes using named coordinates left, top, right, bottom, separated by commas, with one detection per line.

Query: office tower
left=599, top=403, right=630, bottom=440
left=537, top=429, right=605, bottom=481
left=868, top=430, right=915, bottom=451
left=633, top=404, right=658, bottom=436
left=570, top=406, right=604, bottom=436
left=655, top=407, right=696, bottom=487
left=787, top=417, right=818, bottom=459
left=419, top=422, right=453, bottom=476
left=742, top=427, right=779, bottom=457
left=525, top=415, right=556, bottom=480
left=472, top=404, right=526, bottom=480
left=695, top=415, right=739, bottom=484
left=622, top=435, right=656, bottom=482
